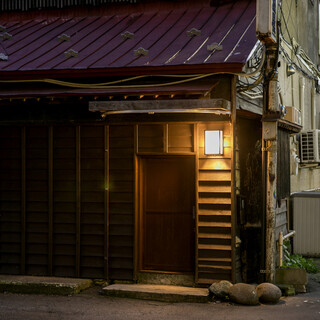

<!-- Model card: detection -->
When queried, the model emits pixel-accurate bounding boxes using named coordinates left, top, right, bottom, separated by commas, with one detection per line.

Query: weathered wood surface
left=89, top=99, right=231, bottom=112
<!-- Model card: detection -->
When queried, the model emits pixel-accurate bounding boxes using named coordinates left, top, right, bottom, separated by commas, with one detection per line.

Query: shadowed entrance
left=139, top=156, right=195, bottom=273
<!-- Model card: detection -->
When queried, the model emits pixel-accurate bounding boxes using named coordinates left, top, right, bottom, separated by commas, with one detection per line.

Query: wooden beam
left=76, top=126, right=81, bottom=277
left=104, top=125, right=109, bottom=280
left=89, top=99, right=231, bottom=112
left=20, top=127, right=26, bottom=274
left=277, top=119, right=302, bottom=133
left=48, top=126, right=53, bottom=276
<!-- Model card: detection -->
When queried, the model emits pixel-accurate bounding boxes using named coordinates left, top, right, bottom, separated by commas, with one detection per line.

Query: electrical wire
left=236, top=43, right=265, bottom=96
left=278, top=3, right=319, bottom=82
left=0, top=73, right=219, bottom=89
left=0, top=56, right=266, bottom=90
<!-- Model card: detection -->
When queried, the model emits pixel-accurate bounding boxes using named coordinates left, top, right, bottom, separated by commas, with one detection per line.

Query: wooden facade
left=0, top=0, right=271, bottom=286
left=0, top=117, right=233, bottom=285
left=0, top=124, right=107, bottom=278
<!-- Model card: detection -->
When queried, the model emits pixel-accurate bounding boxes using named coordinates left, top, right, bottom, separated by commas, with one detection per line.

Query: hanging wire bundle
left=278, top=4, right=320, bottom=82
left=237, top=43, right=265, bottom=100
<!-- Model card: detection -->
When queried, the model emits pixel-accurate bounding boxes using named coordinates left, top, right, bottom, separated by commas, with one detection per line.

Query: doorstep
left=0, top=275, right=92, bottom=295
left=102, top=283, right=209, bottom=303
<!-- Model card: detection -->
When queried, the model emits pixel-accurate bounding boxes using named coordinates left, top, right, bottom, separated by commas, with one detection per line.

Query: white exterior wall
left=278, top=41, right=320, bottom=193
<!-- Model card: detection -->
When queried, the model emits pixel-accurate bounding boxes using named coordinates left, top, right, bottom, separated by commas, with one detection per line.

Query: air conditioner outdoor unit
left=300, top=129, right=320, bottom=163
left=284, top=106, right=301, bottom=126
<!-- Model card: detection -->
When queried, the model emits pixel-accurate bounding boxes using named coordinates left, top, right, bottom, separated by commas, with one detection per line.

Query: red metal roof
left=0, top=0, right=256, bottom=79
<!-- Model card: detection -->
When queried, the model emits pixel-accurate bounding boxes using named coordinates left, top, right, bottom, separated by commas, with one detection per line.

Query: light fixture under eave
left=204, top=130, right=223, bottom=155
left=287, top=64, right=295, bottom=77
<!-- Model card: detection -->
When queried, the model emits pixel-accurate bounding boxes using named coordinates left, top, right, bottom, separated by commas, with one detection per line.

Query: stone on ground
left=209, top=280, right=233, bottom=299
left=256, top=283, right=282, bottom=303
left=228, top=283, right=259, bottom=305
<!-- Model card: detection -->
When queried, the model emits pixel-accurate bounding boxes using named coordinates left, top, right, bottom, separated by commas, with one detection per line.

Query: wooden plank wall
left=275, top=199, right=288, bottom=268
left=275, top=199, right=288, bottom=240
left=0, top=125, right=107, bottom=278
left=0, top=121, right=232, bottom=284
left=0, top=127, right=23, bottom=275
left=197, top=123, right=232, bottom=285
left=108, top=125, right=135, bottom=280
left=277, top=129, right=290, bottom=202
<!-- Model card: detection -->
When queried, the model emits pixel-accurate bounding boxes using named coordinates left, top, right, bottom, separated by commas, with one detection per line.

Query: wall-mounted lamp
left=204, top=130, right=223, bottom=155
left=287, top=64, right=295, bottom=77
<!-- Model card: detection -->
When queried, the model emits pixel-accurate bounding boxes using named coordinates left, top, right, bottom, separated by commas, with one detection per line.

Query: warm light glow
left=205, top=130, right=223, bottom=155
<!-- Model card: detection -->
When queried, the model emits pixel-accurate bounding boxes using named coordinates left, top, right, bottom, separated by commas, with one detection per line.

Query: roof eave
left=0, top=63, right=245, bottom=80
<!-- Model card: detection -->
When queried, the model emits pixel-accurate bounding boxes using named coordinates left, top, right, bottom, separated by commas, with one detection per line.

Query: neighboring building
left=276, top=0, right=320, bottom=192
left=0, top=0, right=318, bottom=286
left=276, top=0, right=320, bottom=258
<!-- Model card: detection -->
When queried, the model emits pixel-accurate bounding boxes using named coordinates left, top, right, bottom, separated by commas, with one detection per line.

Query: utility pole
left=256, top=0, right=280, bottom=283
left=262, top=45, right=279, bottom=283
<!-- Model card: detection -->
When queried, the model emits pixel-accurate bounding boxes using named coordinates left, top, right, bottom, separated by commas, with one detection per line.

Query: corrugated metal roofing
left=0, top=0, right=256, bottom=78
left=1, top=0, right=137, bottom=11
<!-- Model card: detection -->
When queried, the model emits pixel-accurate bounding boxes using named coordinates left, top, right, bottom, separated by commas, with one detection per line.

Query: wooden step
left=198, top=159, right=231, bottom=171
left=198, top=257, right=232, bottom=263
left=198, top=209, right=231, bottom=216
left=198, top=185, right=231, bottom=193
left=198, top=265, right=232, bottom=271
left=198, top=233, right=231, bottom=239
left=198, top=171, right=231, bottom=182
left=198, top=198, right=231, bottom=205
left=198, top=222, right=231, bottom=228
left=198, top=244, right=231, bottom=251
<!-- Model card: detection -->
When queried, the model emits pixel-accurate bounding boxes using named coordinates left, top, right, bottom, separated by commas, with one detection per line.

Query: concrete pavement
left=0, top=275, right=93, bottom=295
left=0, top=280, right=320, bottom=320
left=0, top=275, right=209, bottom=303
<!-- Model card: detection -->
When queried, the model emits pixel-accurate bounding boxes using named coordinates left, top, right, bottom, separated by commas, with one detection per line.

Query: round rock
left=256, top=283, right=282, bottom=303
left=209, top=280, right=233, bottom=299
left=229, top=283, right=259, bottom=305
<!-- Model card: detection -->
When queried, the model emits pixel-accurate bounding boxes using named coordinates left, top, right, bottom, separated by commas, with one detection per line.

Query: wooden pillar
left=20, top=127, right=26, bottom=274
left=76, top=126, right=81, bottom=277
left=263, top=45, right=279, bottom=283
left=231, top=75, right=237, bottom=283
left=104, top=125, right=109, bottom=279
left=48, top=126, right=53, bottom=275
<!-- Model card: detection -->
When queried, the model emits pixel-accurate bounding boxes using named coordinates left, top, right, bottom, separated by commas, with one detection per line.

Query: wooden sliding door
left=139, top=156, right=195, bottom=273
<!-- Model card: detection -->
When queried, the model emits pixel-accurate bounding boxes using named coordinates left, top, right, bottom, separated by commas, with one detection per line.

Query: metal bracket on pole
left=263, top=121, right=277, bottom=140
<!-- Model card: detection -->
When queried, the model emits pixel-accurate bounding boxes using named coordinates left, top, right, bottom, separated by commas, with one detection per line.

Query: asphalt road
left=1, top=280, right=320, bottom=320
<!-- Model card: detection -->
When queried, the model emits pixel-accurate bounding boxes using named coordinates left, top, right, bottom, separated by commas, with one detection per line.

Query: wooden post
left=104, top=125, right=109, bottom=280
left=21, top=127, right=26, bottom=274
left=76, top=126, right=81, bottom=277
left=263, top=45, right=279, bottom=283
left=279, top=231, right=283, bottom=267
left=48, top=126, right=53, bottom=275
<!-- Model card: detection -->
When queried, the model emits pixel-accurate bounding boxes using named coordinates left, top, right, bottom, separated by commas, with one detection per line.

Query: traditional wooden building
left=0, top=0, right=300, bottom=286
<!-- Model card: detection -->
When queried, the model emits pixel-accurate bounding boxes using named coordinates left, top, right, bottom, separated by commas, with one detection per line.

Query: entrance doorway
left=139, top=156, right=195, bottom=273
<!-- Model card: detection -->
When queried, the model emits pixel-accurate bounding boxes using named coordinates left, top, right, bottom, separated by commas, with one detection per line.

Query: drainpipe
left=299, top=77, right=305, bottom=128
left=311, top=87, right=316, bottom=129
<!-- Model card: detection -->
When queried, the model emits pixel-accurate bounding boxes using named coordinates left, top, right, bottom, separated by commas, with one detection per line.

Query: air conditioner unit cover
left=300, top=129, right=320, bottom=163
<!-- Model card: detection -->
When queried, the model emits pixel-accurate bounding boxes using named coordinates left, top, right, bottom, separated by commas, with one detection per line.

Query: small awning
left=89, top=98, right=231, bottom=115
left=0, top=0, right=257, bottom=79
